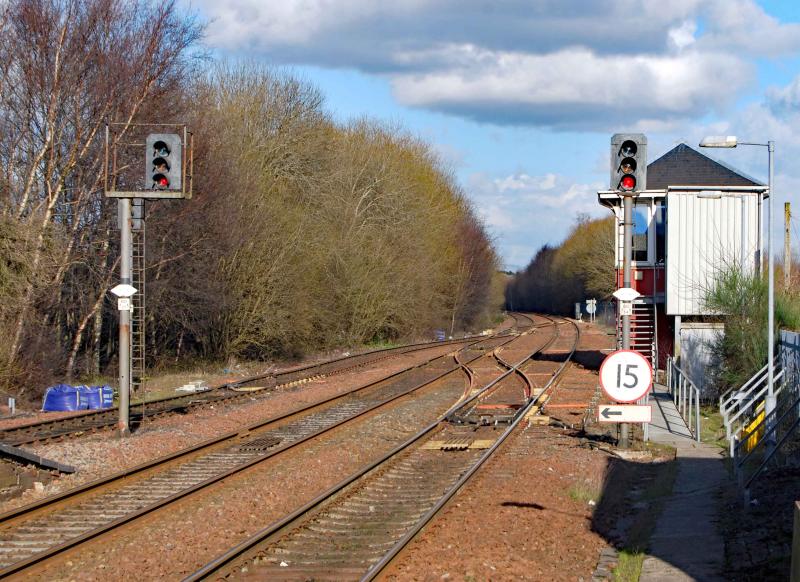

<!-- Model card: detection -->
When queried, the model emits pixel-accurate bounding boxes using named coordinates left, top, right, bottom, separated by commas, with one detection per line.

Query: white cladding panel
left=679, top=323, right=723, bottom=395
left=666, top=192, right=760, bottom=315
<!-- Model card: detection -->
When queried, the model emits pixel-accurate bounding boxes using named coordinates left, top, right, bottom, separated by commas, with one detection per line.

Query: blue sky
left=187, top=0, right=800, bottom=271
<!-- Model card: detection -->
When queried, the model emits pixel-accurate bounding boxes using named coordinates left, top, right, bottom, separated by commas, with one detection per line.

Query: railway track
left=0, top=334, right=501, bottom=447
left=183, top=315, right=578, bottom=581
left=0, top=316, right=540, bottom=578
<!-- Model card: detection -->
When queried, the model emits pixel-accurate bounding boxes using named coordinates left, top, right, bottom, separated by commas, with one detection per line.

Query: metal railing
left=733, top=388, right=800, bottom=500
left=638, top=391, right=650, bottom=442
left=718, top=360, right=770, bottom=411
left=666, top=356, right=701, bottom=442
left=720, top=358, right=784, bottom=442
left=721, top=331, right=800, bottom=502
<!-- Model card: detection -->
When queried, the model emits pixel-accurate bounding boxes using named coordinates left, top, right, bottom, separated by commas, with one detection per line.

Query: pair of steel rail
left=0, top=317, right=543, bottom=578
left=186, top=314, right=579, bottom=581
left=0, top=334, right=496, bottom=447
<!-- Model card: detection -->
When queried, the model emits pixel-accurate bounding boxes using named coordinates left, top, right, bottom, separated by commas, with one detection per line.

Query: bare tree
left=0, top=0, right=202, bottom=393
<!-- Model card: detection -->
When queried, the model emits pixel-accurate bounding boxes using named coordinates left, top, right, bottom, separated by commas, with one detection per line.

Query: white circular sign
left=599, top=350, right=653, bottom=403
left=586, top=302, right=596, bottom=315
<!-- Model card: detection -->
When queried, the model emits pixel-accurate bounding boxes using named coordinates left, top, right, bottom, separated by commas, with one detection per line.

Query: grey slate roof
left=646, top=143, right=763, bottom=189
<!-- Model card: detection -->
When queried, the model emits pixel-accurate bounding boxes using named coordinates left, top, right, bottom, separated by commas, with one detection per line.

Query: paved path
left=639, top=383, right=727, bottom=582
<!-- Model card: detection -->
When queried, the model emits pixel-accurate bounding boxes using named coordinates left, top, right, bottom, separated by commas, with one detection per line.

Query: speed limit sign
left=599, top=350, right=652, bottom=403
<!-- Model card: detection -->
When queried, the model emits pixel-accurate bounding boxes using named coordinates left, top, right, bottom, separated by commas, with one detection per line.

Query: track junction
left=0, top=313, right=618, bottom=580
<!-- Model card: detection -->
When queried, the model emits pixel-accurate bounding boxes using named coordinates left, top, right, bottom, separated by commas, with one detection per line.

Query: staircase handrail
left=724, top=368, right=785, bottom=439
left=719, top=362, right=765, bottom=407
left=666, top=356, right=701, bottom=442
left=720, top=360, right=771, bottom=415
left=720, top=357, right=782, bottom=425
left=652, top=302, right=658, bottom=372
left=736, top=389, right=800, bottom=500
left=734, top=382, right=793, bottom=459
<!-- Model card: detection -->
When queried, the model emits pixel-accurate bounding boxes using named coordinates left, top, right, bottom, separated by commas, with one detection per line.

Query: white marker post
left=586, top=298, right=597, bottom=323
left=611, top=288, right=642, bottom=447
left=598, top=349, right=652, bottom=436
left=110, top=283, right=137, bottom=437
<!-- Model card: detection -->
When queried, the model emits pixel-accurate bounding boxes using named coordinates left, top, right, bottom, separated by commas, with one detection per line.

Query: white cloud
left=467, top=171, right=608, bottom=269
left=198, top=0, right=702, bottom=59
left=203, top=0, right=381, bottom=45
left=668, top=20, right=697, bottom=50
left=495, top=173, right=557, bottom=192
left=766, top=76, right=800, bottom=115
left=699, top=0, right=800, bottom=57
left=194, top=0, right=799, bottom=129
left=390, top=46, right=751, bottom=129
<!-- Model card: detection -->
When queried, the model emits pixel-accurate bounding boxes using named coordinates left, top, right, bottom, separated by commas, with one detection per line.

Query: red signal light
left=158, top=177, right=168, bottom=187
left=620, top=175, right=636, bottom=190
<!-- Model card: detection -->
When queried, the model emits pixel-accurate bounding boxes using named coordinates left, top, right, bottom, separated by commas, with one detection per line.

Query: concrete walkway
left=639, top=383, right=727, bottom=582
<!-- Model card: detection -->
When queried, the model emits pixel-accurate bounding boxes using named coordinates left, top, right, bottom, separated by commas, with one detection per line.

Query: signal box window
left=632, top=205, right=649, bottom=262
left=655, top=201, right=666, bottom=264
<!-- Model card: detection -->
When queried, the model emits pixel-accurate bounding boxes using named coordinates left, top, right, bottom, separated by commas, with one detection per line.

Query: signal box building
left=598, top=143, right=767, bottom=392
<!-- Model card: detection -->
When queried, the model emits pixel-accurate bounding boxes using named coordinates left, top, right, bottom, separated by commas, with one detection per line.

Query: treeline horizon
left=0, top=0, right=501, bottom=398
left=505, top=215, right=615, bottom=314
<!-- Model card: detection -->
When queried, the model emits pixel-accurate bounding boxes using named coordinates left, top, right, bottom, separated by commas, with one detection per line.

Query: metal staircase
left=719, top=357, right=797, bottom=501
left=614, top=211, right=658, bottom=369
left=130, top=200, right=146, bottom=394
left=617, top=299, right=657, bottom=369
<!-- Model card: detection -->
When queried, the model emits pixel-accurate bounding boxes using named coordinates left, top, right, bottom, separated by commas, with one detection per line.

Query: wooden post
left=786, top=202, right=792, bottom=289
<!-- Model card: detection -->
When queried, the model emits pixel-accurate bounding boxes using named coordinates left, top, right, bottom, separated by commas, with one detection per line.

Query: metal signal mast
left=610, top=133, right=647, bottom=448
left=104, top=124, right=193, bottom=436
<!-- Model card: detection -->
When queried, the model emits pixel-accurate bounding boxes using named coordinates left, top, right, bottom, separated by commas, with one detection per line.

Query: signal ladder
left=615, top=215, right=658, bottom=369
left=131, top=200, right=146, bottom=394
left=618, top=299, right=657, bottom=369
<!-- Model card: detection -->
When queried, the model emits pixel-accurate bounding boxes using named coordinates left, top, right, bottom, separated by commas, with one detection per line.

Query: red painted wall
left=615, top=266, right=666, bottom=297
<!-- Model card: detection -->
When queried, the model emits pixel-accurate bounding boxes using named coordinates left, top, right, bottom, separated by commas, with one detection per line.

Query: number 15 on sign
left=599, top=350, right=653, bottom=403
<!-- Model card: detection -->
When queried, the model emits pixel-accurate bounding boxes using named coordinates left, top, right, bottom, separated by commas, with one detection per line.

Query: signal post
left=104, top=124, right=193, bottom=437
left=610, top=134, right=647, bottom=447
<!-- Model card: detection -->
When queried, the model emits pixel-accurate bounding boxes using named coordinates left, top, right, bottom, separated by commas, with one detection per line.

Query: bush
left=704, top=264, right=800, bottom=393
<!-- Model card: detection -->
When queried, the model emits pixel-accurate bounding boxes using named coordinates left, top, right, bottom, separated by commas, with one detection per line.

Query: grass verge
left=699, top=404, right=728, bottom=450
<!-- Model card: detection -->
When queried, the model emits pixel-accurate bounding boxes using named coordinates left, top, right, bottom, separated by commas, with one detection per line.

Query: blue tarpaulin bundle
left=42, top=384, right=115, bottom=411
left=81, top=385, right=114, bottom=409
left=98, top=385, right=114, bottom=408
left=42, top=384, right=81, bottom=411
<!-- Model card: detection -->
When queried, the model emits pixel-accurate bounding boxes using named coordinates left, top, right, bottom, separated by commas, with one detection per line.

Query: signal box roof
left=647, top=143, right=763, bottom=189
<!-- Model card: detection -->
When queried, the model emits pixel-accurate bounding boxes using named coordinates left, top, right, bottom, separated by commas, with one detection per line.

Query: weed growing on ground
left=613, top=550, right=643, bottom=582
left=699, top=405, right=728, bottom=449
left=568, top=479, right=602, bottom=504
left=610, top=456, right=678, bottom=582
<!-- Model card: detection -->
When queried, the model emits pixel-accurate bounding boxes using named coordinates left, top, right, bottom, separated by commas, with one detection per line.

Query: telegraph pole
left=786, top=202, right=791, bottom=290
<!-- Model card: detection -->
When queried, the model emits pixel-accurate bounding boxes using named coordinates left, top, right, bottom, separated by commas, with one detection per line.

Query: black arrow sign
left=601, top=407, right=623, bottom=419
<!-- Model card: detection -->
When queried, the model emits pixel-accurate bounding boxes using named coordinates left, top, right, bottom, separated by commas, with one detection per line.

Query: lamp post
left=699, top=136, right=776, bottom=434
